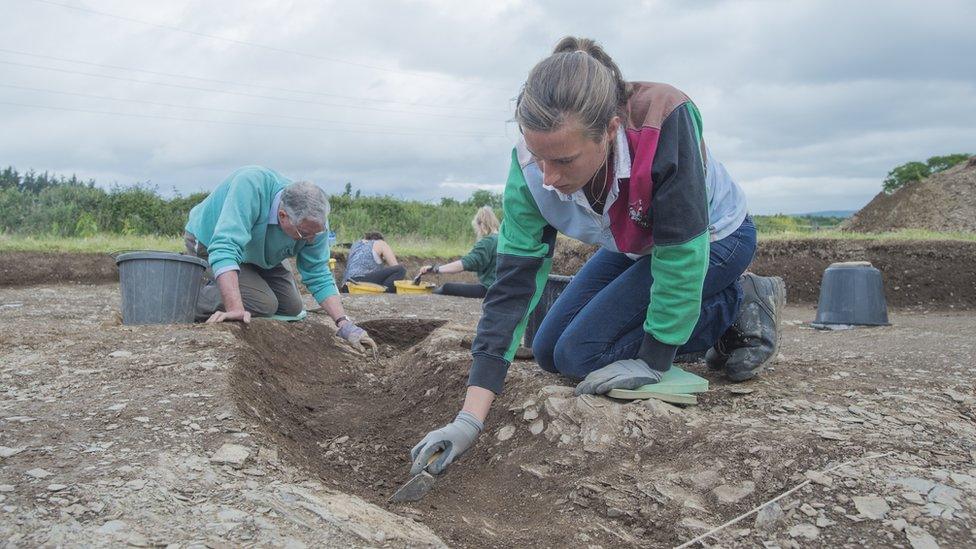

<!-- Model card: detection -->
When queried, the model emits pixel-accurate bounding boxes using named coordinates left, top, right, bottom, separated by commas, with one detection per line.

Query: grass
left=759, top=228, right=976, bottom=242
left=0, top=233, right=184, bottom=254
left=379, top=235, right=471, bottom=258
left=2, top=228, right=974, bottom=258
left=0, top=233, right=471, bottom=258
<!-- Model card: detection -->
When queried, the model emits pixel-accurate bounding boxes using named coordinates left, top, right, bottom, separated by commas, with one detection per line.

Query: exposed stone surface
left=713, top=481, right=756, bottom=505
left=210, top=443, right=250, bottom=468
left=853, top=496, right=891, bottom=520
left=755, top=503, right=785, bottom=531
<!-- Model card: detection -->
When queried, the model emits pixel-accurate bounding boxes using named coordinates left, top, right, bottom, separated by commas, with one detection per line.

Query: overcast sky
left=2, top=0, right=974, bottom=214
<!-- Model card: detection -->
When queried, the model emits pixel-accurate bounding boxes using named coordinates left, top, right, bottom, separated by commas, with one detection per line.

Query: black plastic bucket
left=116, top=251, right=209, bottom=325
left=814, top=261, right=889, bottom=326
left=523, top=274, right=573, bottom=348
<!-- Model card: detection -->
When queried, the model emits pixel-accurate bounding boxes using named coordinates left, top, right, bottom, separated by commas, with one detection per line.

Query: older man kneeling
left=184, top=165, right=376, bottom=354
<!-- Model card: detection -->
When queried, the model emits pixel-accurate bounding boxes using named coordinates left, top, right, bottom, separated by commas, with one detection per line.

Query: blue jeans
left=533, top=216, right=757, bottom=380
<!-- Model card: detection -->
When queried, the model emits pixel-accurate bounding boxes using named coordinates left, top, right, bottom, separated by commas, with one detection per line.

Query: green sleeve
left=468, top=149, right=556, bottom=394
left=643, top=102, right=710, bottom=350
left=645, top=233, right=709, bottom=343
left=460, top=238, right=491, bottom=272
left=206, top=174, right=264, bottom=273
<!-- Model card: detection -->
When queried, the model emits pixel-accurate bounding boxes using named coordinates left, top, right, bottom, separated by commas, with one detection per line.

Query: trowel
left=389, top=450, right=443, bottom=503
left=411, top=271, right=425, bottom=285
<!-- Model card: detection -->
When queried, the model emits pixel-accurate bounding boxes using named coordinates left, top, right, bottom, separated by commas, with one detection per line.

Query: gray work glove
left=574, top=358, right=665, bottom=395
left=410, top=411, right=483, bottom=475
left=336, top=321, right=378, bottom=357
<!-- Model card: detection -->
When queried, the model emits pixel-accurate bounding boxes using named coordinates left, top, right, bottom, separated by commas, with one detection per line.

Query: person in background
left=409, top=37, right=786, bottom=475
left=416, top=206, right=499, bottom=299
left=340, top=232, right=406, bottom=293
left=184, top=165, right=377, bottom=355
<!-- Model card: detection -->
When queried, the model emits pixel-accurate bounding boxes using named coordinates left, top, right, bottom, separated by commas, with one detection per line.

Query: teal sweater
left=185, top=166, right=337, bottom=303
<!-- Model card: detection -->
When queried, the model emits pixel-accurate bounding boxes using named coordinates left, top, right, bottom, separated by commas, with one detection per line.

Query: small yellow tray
left=347, top=281, right=386, bottom=294
left=394, top=280, right=436, bottom=294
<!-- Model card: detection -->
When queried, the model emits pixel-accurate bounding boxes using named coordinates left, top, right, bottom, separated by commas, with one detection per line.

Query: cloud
left=739, top=175, right=880, bottom=215
left=1, top=0, right=974, bottom=215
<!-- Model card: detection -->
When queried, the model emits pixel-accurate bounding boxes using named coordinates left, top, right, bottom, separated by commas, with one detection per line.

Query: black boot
left=705, top=336, right=731, bottom=370
left=712, top=273, right=786, bottom=381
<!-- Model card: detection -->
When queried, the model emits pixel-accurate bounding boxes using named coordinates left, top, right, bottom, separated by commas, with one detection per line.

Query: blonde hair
left=472, top=206, right=500, bottom=239
left=515, top=36, right=631, bottom=140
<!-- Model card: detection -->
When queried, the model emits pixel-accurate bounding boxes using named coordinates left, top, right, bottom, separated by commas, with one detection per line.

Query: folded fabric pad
left=269, top=310, right=308, bottom=322
left=606, top=366, right=708, bottom=404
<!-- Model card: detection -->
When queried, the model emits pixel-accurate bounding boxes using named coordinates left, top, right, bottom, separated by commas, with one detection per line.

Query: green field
left=3, top=228, right=973, bottom=261
left=3, top=165, right=974, bottom=258
left=0, top=233, right=471, bottom=259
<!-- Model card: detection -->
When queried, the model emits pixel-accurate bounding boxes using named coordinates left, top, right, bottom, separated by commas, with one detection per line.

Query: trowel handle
left=425, top=450, right=443, bottom=471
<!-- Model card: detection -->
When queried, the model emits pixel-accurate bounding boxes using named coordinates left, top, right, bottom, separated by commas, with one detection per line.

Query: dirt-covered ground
left=2, top=281, right=974, bottom=548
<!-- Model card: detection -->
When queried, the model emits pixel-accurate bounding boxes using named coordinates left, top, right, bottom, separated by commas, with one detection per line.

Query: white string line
left=673, top=451, right=896, bottom=549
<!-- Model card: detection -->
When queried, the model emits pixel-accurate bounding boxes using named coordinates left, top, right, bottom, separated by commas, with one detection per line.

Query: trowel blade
left=389, top=470, right=437, bottom=503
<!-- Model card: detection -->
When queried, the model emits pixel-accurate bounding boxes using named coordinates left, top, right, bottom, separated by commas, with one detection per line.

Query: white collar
left=268, top=190, right=283, bottom=225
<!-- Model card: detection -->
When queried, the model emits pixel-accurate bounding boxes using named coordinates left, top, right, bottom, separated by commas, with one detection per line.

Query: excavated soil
left=2, top=285, right=976, bottom=547
left=0, top=251, right=119, bottom=286
left=228, top=308, right=976, bottom=548
left=845, top=157, right=976, bottom=233
left=5, top=239, right=975, bottom=310
left=554, top=238, right=976, bottom=309
left=751, top=239, right=976, bottom=308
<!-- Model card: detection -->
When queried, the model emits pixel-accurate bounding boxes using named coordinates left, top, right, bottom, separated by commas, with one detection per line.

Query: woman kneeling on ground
left=340, top=232, right=406, bottom=293
left=416, top=206, right=499, bottom=299
left=410, top=37, right=786, bottom=474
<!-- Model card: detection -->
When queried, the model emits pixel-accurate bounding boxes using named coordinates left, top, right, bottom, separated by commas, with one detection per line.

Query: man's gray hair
left=281, top=181, right=330, bottom=225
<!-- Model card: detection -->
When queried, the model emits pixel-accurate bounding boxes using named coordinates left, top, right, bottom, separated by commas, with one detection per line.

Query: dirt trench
left=229, top=318, right=581, bottom=547
left=225, top=317, right=899, bottom=548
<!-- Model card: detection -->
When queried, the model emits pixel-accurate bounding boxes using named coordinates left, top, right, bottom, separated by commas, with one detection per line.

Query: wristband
left=333, top=315, right=350, bottom=327
left=432, top=265, right=441, bottom=274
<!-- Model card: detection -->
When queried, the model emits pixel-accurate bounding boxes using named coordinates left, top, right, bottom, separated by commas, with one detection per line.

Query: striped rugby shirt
left=468, top=82, right=748, bottom=394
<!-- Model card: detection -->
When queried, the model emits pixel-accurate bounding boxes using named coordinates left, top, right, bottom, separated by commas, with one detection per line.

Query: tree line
left=0, top=166, right=502, bottom=242
left=883, top=153, right=971, bottom=194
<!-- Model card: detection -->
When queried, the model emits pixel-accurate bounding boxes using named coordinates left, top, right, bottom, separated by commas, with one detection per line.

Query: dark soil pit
left=357, top=318, right=447, bottom=350
left=227, top=317, right=891, bottom=548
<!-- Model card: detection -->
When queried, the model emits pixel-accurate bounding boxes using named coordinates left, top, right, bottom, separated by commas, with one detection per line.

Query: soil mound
left=845, top=157, right=976, bottom=233
left=229, top=319, right=872, bottom=548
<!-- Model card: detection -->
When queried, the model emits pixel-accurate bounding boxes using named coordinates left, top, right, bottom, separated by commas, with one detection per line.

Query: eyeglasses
left=295, top=225, right=325, bottom=240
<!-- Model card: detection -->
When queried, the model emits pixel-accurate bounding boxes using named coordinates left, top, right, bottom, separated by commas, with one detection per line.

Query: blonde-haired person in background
left=409, top=37, right=786, bottom=476
left=416, top=205, right=499, bottom=299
